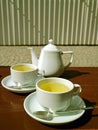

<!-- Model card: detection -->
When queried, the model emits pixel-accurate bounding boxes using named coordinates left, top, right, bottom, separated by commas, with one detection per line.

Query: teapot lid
left=43, top=39, right=59, bottom=51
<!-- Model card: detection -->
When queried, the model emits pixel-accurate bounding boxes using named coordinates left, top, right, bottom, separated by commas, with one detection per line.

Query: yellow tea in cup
left=13, top=65, right=35, bottom=71
left=39, top=81, right=70, bottom=92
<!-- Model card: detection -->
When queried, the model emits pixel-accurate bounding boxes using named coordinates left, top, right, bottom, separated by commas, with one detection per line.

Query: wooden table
left=0, top=67, right=98, bottom=130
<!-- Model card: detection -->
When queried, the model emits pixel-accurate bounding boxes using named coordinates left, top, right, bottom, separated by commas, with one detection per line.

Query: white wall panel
left=0, top=0, right=98, bottom=45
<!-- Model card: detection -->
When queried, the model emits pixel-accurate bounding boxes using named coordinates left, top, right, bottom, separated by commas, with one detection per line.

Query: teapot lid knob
left=43, top=39, right=59, bottom=51
left=49, top=39, right=53, bottom=44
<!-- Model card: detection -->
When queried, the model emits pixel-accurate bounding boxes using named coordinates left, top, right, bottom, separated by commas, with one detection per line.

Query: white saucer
left=24, top=92, right=86, bottom=125
left=1, top=75, right=44, bottom=93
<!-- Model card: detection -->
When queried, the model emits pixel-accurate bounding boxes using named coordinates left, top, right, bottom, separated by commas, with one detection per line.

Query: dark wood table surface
left=0, top=67, right=98, bottom=130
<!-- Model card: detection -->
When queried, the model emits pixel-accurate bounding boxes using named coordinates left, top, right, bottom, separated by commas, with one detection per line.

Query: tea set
left=1, top=39, right=87, bottom=125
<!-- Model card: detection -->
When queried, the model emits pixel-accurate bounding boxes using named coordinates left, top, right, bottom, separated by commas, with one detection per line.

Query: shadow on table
left=60, top=69, right=90, bottom=79
left=46, top=99, right=97, bottom=129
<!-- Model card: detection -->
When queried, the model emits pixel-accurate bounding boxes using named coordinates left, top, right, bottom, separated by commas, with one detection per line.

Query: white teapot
left=29, top=39, right=73, bottom=77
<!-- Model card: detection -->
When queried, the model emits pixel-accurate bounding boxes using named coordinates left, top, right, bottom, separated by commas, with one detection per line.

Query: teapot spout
left=28, top=47, right=38, bottom=66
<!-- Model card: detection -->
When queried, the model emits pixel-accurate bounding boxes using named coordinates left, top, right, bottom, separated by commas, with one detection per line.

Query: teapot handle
left=61, top=51, right=73, bottom=68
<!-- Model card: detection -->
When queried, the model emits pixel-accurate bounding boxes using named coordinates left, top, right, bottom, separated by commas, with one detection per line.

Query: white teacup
left=11, top=63, right=38, bottom=86
left=36, top=77, right=82, bottom=112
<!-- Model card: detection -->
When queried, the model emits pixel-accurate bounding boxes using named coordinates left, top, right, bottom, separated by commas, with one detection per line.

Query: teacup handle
left=38, top=70, right=45, bottom=76
left=61, top=51, right=73, bottom=68
left=73, top=84, right=82, bottom=96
